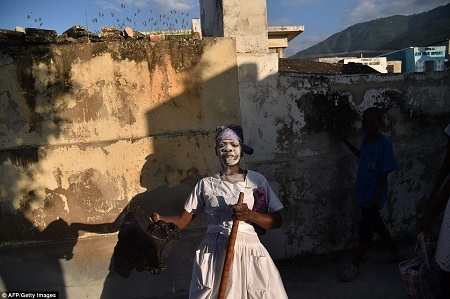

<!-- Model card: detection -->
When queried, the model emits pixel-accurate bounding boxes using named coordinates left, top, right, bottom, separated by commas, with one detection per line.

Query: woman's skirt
left=188, top=231, right=288, bottom=299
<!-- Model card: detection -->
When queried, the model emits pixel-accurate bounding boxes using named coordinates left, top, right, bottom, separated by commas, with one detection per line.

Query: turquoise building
left=383, top=46, right=446, bottom=73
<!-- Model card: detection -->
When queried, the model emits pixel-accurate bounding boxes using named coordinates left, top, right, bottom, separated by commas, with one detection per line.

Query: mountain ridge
left=291, top=3, right=450, bottom=60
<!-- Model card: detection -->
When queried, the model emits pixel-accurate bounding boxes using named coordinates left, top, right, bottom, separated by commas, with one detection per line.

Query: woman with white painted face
left=151, top=124, right=288, bottom=299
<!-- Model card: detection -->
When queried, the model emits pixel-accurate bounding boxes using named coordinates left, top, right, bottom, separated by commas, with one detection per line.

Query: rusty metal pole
left=218, top=192, right=244, bottom=299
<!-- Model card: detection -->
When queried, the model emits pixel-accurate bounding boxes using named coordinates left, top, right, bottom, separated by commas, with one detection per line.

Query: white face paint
left=217, top=139, right=241, bottom=166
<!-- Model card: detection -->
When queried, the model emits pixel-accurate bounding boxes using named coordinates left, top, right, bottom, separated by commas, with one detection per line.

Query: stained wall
left=243, top=71, right=450, bottom=258
left=0, top=32, right=449, bottom=298
left=0, top=38, right=240, bottom=245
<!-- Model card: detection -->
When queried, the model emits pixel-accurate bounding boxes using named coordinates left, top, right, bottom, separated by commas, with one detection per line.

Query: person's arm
left=151, top=209, right=194, bottom=230
left=340, top=134, right=360, bottom=158
left=70, top=206, right=131, bottom=233
left=367, top=172, right=389, bottom=208
left=232, top=203, right=282, bottom=230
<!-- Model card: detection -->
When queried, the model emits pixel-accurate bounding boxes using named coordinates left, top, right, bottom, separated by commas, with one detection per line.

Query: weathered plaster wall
left=0, top=38, right=241, bottom=245
left=244, top=71, right=450, bottom=258
left=2, top=0, right=449, bottom=295
left=1, top=36, right=449, bottom=298
left=200, top=0, right=269, bottom=54
left=1, top=40, right=449, bottom=256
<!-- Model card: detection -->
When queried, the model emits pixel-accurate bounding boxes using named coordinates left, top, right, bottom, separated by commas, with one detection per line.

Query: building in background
left=268, top=26, right=304, bottom=58
left=343, top=57, right=388, bottom=73
left=383, top=46, right=447, bottom=73
left=428, top=39, right=450, bottom=69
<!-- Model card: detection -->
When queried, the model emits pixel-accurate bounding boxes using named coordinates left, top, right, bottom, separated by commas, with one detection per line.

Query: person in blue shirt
left=340, top=106, right=402, bottom=282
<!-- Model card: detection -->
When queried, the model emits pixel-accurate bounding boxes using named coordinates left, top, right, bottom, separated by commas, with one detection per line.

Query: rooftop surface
left=0, top=236, right=416, bottom=299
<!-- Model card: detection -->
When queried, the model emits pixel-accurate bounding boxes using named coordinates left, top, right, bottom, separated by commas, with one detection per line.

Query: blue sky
left=0, top=0, right=449, bottom=56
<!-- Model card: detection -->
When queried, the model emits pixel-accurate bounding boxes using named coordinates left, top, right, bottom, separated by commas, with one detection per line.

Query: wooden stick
left=218, top=192, right=244, bottom=299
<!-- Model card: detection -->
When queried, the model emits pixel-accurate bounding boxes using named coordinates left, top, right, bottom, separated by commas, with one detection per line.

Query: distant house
left=383, top=46, right=447, bottom=73
left=343, top=57, right=388, bottom=73
left=316, top=57, right=389, bottom=73
left=428, top=39, right=450, bottom=69
left=268, top=26, right=304, bottom=58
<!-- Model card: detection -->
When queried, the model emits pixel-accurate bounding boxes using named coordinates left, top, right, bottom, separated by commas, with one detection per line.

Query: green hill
left=291, top=3, right=450, bottom=60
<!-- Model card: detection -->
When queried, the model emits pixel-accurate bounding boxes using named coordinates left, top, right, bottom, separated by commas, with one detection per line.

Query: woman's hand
left=151, top=212, right=161, bottom=222
left=231, top=203, right=251, bottom=221
left=150, top=210, right=194, bottom=230
left=231, top=203, right=283, bottom=230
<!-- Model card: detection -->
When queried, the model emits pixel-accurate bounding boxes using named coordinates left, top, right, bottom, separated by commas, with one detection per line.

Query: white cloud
left=95, top=0, right=121, bottom=11
left=343, top=0, right=450, bottom=27
left=121, top=0, right=151, bottom=9
left=154, top=0, right=198, bottom=12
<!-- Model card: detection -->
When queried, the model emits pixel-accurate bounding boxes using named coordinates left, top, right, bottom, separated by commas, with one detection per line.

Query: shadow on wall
left=63, top=45, right=243, bottom=298
left=3, top=39, right=448, bottom=298
left=243, top=72, right=366, bottom=254
left=0, top=41, right=242, bottom=298
left=0, top=43, right=66, bottom=242
left=0, top=44, right=75, bottom=297
left=69, top=158, right=204, bottom=298
left=0, top=217, right=78, bottom=298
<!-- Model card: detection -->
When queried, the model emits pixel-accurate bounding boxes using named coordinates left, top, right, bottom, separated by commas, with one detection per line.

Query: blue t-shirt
left=356, top=134, right=398, bottom=209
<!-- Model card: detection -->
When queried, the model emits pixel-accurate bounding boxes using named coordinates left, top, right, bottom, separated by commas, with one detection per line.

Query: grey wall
left=245, top=71, right=450, bottom=257
left=0, top=35, right=449, bottom=297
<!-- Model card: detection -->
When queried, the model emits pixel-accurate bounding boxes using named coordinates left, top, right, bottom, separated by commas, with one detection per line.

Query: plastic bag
left=399, top=233, right=445, bottom=298
left=113, top=205, right=181, bottom=278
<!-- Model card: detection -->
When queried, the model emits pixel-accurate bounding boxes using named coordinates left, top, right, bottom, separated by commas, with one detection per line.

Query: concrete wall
left=0, top=38, right=241, bottom=244
left=200, top=0, right=269, bottom=54
left=0, top=37, right=242, bottom=298
left=245, top=71, right=450, bottom=258
left=1, top=38, right=449, bottom=298
left=1, top=22, right=450, bottom=299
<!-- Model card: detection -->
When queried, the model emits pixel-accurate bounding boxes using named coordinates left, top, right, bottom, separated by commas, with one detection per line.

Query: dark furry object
left=113, top=206, right=181, bottom=278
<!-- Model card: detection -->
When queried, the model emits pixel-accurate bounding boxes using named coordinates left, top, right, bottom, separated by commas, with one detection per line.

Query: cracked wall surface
left=1, top=38, right=449, bottom=261
left=243, top=71, right=450, bottom=257
left=0, top=38, right=240, bottom=245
